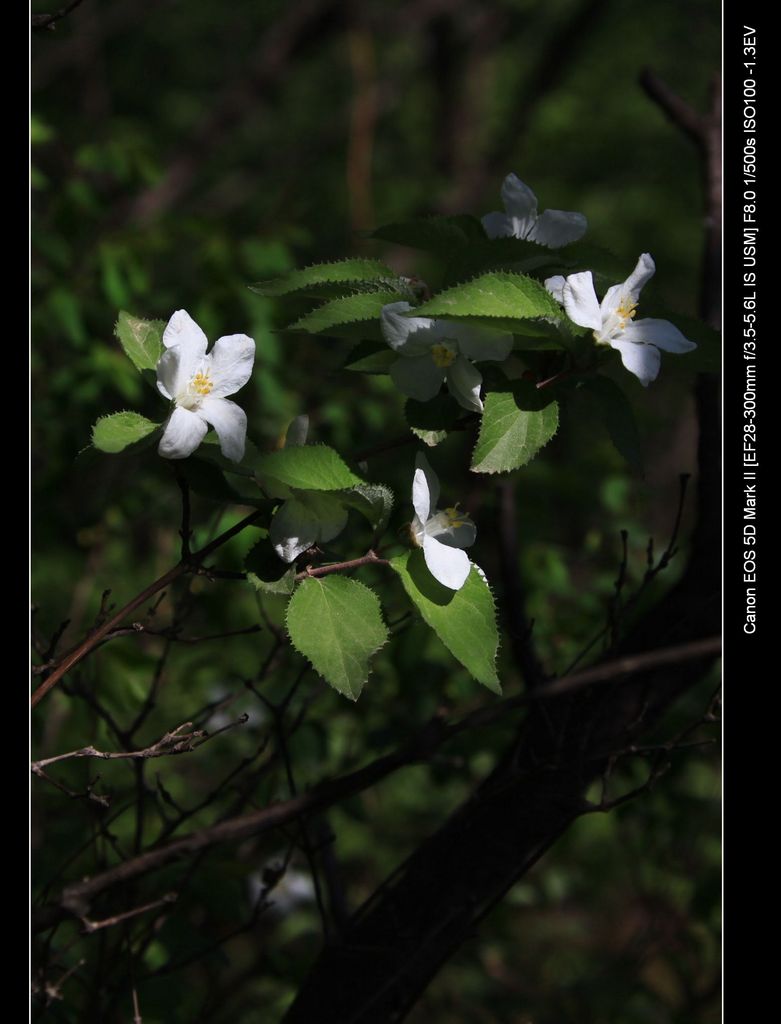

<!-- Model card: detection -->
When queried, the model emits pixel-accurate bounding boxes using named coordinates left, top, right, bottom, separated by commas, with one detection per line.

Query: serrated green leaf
left=286, top=577, right=388, bottom=700
left=286, top=291, right=401, bottom=336
left=343, top=339, right=396, bottom=374
left=91, top=412, right=160, bottom=454
left=115, top=311, right=165, bottom=372
left=390, top=551, right=500, bottom=692
left=414, top=272, right=563, bottom=325
left=341, top=484, right=394, bottom=533
left=245, top=540, right=297, bottom=595
left=250, top=258, right=400, bottom=297
left=471, top=381, right=558, bottom=473
left=405, top=394, right=465, bottom=447
left=372, top=215, right=484, bottom=253
left=183, top=456, right=272, bottom=509
left=256, top=444, right=363, bottom=492
left=581, top=377, right=644, bottom=473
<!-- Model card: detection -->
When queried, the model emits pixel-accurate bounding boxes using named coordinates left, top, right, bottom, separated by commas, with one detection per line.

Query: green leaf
left=390, top=551, right=500, bottom=692
left=341, top=484, right=394, bottom=533
left=245, top=540, right=297, bottom=595
left=256, top=444, right=363, bottom=492
left=471, top=380, right=558, bottom=473
left=581, top=377, right=644, bottom=473
left=91, top=412, right=160, bottom=454
left=286, top=291, right=402, bottom=337
left=249, top=258, right=400, bottom=297
left=343, top=339, right=396, bottom=374
left=414, top=272, right=563, bottom=327
left=405, top=394, right=465, bottom=447
left=444, top=237, right=563, bottom=285
left=372, top=215, right=484, bottom=254
left=286, top=577, right=388, bottom=700
left=115, top=311, right=165, bottom=372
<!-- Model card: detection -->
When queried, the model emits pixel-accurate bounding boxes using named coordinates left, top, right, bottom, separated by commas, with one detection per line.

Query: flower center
left=191, top=371, right=214, bottom=396
left=615, top=299, right=638, bottom=331
left=444, top=504, right=469, bottom=528
left=177, top=369, right=214, bottom=410
left=431, top=343, right=457, bottom=368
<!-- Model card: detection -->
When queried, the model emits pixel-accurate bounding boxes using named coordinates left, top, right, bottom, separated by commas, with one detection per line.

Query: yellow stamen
left=431, top=343, right=457, bottom=368
left=191, top=371, right=213, bottom=396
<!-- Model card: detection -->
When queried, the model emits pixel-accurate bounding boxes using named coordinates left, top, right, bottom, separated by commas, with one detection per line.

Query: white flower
left=156, top=310, right=255, bottom=461
left=380, top=302, right=513, bottom=413
left=545, top=254, right=697, bottom=387
left=269, top=415, right=348, bottom=562
left=410, top=452, right=476, bottom=591
left=481, top=173, right=587, bottom=248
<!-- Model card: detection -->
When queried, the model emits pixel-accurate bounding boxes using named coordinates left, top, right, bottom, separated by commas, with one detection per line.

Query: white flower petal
left=446, top=356, right=483, bottom=413
left=500, top=173, right=538, bottom=231
left=623, top=252, right=656, bottom=300
left=620, top=318, right=697, bottom=353
left=561, top=272, right=602, bottom=332
left=610, top=339, right=661, bottom=387
left=381, top=302, right=439, bottom=355
left=481, top=211, right=514, bottom=240
left=450, top=324, right=514, bottom=363
left=390, top=354, right=444, bottom=401
left=285, top=414, right=310, bottom=447
left=413, top=452, right=439, bottom=522
left=162, top=309, right=209, bottom=354
left=156, top=347, right=180, bottom=400
left=270, top=499, right=319, bottom=562
left=545, top=275, right=567, bottom=304
left=422, top=534, right=471, bottom=590
left=207, top=333, right=255, bottom=398
left=158, top=406, right=208, bottom=460
left=527, top=209, right=588, bottom=249
left=198, top=396, right=247, bottom=462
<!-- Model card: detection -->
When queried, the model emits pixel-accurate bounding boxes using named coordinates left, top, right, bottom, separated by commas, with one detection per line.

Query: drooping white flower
left=269, top=415, right=348, bottom=562
left=156, top=310, right=255, bottom=461
left=380, top=302, right=513, bottom=413
left=410, top=452, right=476, bottom=591
left=481, top=173, right=587, bottom=248
left=545, top=254, right=697, bottom=387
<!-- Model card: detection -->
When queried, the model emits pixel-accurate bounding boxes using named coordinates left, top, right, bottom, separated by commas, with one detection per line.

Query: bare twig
left=48, top=636, right=719, bottom=917
left=294, top=550, right=389, bottom=581
left=32, top=0, right=86, bottom=31
left=31, top=508, right=262, bottom=707
left=81, top=892, right=177, bottom=935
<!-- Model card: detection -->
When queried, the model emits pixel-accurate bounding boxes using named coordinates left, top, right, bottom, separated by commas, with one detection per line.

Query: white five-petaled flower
left=380, top=302, right=513, bottom=413
left=156, top=310, right=255, bottom=461
left=544, top=254, right=697, bottom=387
left=410, top=452, right=476, bottom=591
left=481, top=173, right=587, bottom=248
left=269, top=415, right=348, bottom=563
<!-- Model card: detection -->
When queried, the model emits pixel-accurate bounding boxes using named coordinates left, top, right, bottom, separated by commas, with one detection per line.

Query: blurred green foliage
left=32, top=1, right=720, bottom=1021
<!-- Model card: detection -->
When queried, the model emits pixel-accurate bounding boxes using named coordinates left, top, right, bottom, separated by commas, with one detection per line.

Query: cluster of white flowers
left=151, top=175, right=697, bottom=594
left=379, top=173, right=696, bottom=402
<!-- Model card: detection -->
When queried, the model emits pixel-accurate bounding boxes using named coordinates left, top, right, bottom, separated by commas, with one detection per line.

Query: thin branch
left=639, top=68, right=707, bottom=149
left=48, top=635, right=719, bottom=917
left=31, top=508, right=262, bottom=707
left=32, top=0, right=86, bottom=31
left=81, top=893, right=177, bottom=935
left=294, top=550, right=389, bottom=581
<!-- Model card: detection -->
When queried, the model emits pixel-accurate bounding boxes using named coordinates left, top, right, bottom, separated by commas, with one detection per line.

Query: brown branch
left=81, top=892, right=177, bottom=935
left=294, top=550, right=389, bottom=581
left=32, top=722, right=208, bottom=772
left=32, top=0, right=86, bottom=31
left=44, top=636, right=719, bottom=922
left=639, top=68, right=708, bottom=149
left=31, top=509, right=262, bottom=708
